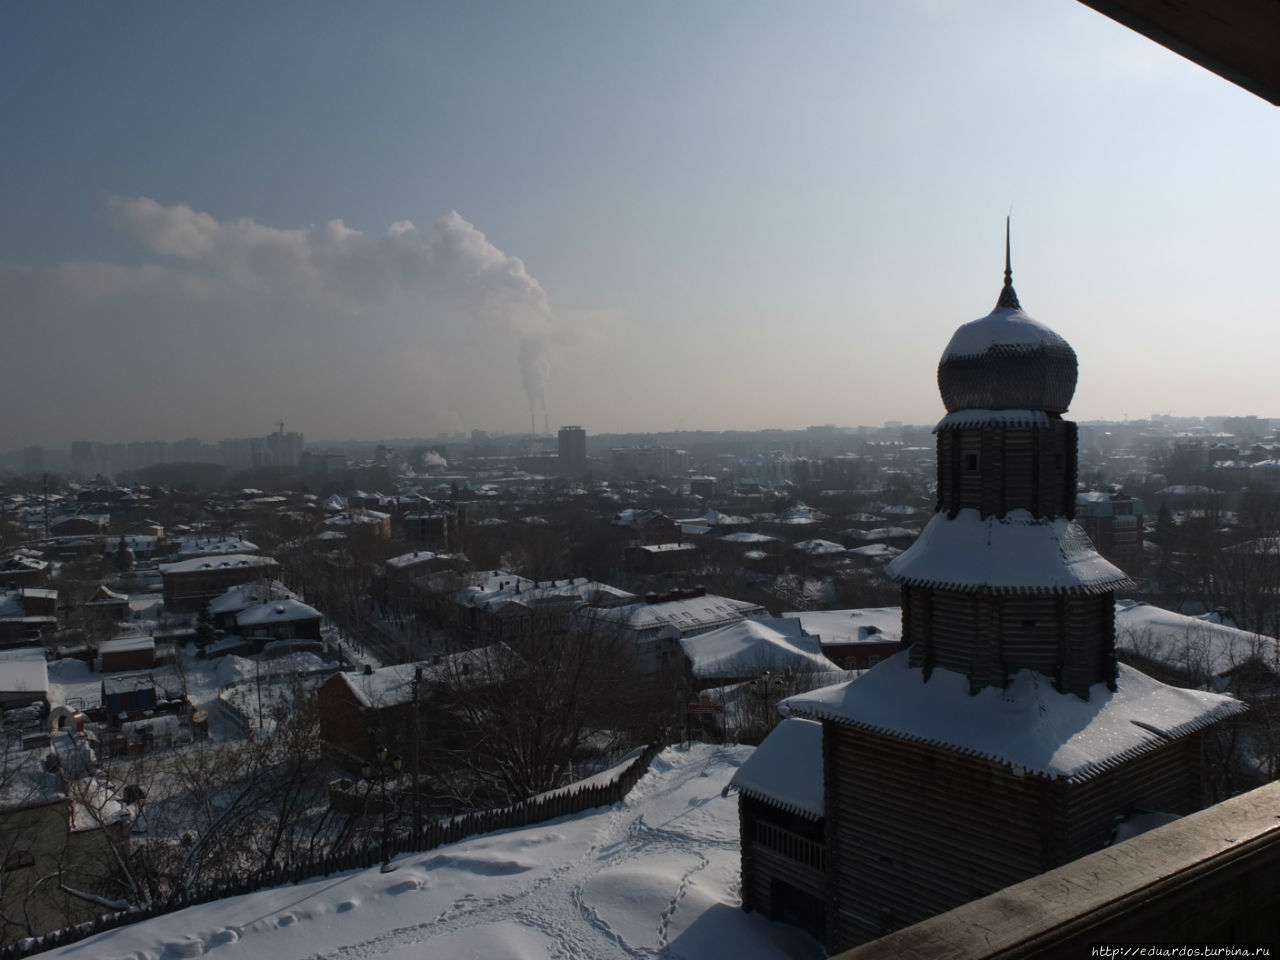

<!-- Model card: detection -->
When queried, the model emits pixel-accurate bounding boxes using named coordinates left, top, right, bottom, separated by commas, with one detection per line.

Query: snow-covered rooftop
left=886, top=508, right=1131, bottom=595
left=0, top=647, right=49, bottom=695
left=847, top=543, right=902, bottom=561
left=159, top=554, right=278, bottom=575
left=385, top=550, right=437, bottom=569
left=730, top=717, right=824, bottom=819
left=236, top=598, right=322, bottom=627
left=782, top=651, right=1244, bottom=782
left=338, top=644, right=520, bottom=709
left=790, top=539, right=846, bottom=555
left=209, top=580, right=298, bottom=616
left=1115, top=600, right=1280, bottom=680
left=177, top=537, right=260, bottom=556
left=98, top=635, right=156, bottom=654
left=580, top=594, right=768, bottom=640
left=782, top=607, right=902, bottom=645
left=681, top=619, right=834, bottom=681
left=718, top=532, right=780, bottom=545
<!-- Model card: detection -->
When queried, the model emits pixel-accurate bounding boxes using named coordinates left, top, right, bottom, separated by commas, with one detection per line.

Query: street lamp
left=362, top=744, right=403, bottom=873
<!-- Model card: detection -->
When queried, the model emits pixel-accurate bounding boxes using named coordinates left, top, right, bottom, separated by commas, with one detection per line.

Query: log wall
left=904, top=588, right=1116, bottom=695
left=936, top=421, right=1078, bottom=520
left=824, top=724, right=1047, bottom=951
left=822, top=723, right=1209, bottom=953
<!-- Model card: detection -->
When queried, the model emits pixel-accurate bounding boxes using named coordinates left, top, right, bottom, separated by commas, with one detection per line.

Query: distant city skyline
left=3, top=1, right=1277, bottom=450
left=6, top=409, right=1275, bottom=462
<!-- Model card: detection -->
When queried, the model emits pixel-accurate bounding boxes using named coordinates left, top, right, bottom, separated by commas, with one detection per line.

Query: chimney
left=363, top=663, right=373, bottom=675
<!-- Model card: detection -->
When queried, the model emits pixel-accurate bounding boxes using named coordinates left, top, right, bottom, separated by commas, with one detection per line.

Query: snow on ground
left=41, top=744, right=822, bottom=960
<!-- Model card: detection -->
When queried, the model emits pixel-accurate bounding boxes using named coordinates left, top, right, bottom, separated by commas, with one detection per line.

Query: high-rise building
left=70, top=441, right=93, bottom=477
left=731, top=228, right=1245, bottom=951
left=558, top=425, right=587, bottom=478
left=22, top=446, right=44, bottom=476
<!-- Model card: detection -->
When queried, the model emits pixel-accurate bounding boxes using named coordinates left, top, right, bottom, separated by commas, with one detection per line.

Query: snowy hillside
left=41, top=744, right=822, bottom=960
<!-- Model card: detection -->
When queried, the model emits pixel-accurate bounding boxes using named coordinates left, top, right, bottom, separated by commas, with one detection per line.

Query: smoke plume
left=103, top=198, right=559, bottom=425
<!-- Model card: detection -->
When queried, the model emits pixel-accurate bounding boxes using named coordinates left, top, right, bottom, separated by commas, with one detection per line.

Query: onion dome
left=937, top=221, right=1077, bottom=414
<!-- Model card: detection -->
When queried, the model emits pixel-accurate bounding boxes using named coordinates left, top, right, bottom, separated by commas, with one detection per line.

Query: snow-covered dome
left=936, top=229, right=1077, bottom=414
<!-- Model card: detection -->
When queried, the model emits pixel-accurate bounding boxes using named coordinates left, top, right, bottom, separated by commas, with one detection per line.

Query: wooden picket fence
left=0, top=742, right=662, bottom=959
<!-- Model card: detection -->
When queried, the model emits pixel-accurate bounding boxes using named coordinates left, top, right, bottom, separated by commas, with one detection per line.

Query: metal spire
left=995, top=215, right=1021, bottom=310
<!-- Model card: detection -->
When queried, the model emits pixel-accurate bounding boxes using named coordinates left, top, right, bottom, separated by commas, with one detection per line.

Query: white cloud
left=109, top=196, right=220, bottom=259
left=70, top=198, right=564, bottom=423
left=48, top=260, right=215, bottom=303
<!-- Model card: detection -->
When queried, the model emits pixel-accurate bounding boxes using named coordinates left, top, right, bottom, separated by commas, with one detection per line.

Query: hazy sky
left=3, top=1, right=1277, bottom=449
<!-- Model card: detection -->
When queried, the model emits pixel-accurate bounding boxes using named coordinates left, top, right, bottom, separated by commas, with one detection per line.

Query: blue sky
left=3, top=1, right=1277, bottom=447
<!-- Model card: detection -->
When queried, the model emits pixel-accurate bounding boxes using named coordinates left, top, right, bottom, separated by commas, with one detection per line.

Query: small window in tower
left=964, top=453, right=978, bottom=471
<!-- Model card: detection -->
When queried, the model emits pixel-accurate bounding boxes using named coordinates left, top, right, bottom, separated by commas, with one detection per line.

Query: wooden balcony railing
left=753, top=819, right=826, bottom=872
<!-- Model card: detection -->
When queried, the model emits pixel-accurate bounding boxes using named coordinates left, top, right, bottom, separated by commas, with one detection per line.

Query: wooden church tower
left=732, top=224, right=1245, bottom=951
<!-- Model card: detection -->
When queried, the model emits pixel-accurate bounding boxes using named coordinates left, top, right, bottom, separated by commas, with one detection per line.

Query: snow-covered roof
left=386, top=551, right=437, bottom=569
left=457, top=575, right=633, bottom=613
left=455, top=571, right=537, bottom=608
left=69, top=774, right=134, bottom=833
left=790, top=539, right=846, bottom=555
left=730, top=717, right=824, bottom=819
left=845, top=526, right=916, bottom=541
left=176, top=537, right=259, bottom=556
left=325, top=510, right=390, bottom=526
left=680, top=619, right=834, bottom=680
left=208, top=580, right=298, bottom=615
left=782, top=651, right=1244, bottom=782
left=935, top=409, right=1051, bottom=431
left=886, top=508, right=1131, bottom=595
left=87, top=584, right=129, bottom=603
left=1115, top=600, right=1280, bottom=680
left=0, top=648, right=49, bottom=695
left=0, top=554, right=48, bottom=571
left=159, top=554, right=278, bottom=575
left=1221, top=537, right=1280, bottom=556
left=236, top=598, right=322, bottom=627
left=579, top=594, right=768, bottom=640
left=637, top=542, right=697, bottom=553
left=782, top=607, right=902, bottom=645
left=101, top=674, right=156, bottom=695
left=98, top=636, right=156, bottom=654
left=847, top=543, right=902, bottom=560
left=612, top=508, right=671, bottom=527
left=718, top=532, right=780, bottom=544
left=339, top=644, right=518, bottom=708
